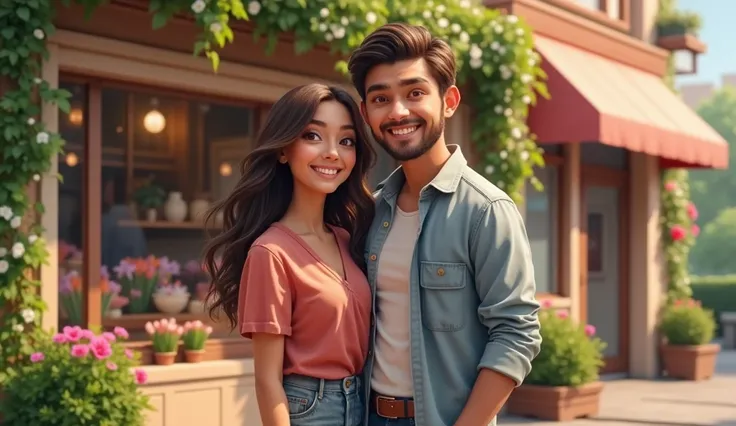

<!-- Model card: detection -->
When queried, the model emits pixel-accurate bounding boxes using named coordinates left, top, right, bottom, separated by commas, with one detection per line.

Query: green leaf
left=16, top=7, right=30, bottom=21
left=151, top=12, right=169, bottom=30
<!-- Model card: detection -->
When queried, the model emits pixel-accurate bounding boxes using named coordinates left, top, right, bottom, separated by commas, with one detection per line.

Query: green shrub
left=525, top=304, right=606, bottom=387
left=691, top=275, right=736, bottom=336
left=659, top=298, right=716, bottom=345
left=0, top=326, right=152, bottom=426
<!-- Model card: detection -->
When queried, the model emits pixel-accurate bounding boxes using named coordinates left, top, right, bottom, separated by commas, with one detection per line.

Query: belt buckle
left=376, top=395, right=398, bottom=419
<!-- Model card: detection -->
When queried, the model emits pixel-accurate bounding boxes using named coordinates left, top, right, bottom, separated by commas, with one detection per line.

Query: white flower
left=498, top=46, right=506, bottom=55
left=501, top=68, right=512, bottom=80
left=333, top=26, right=346, bottom=39
left=318, top=23, right=328, bottom=32
left=366, top=11, right=377, bottom=24
left=459, top=31, right=470, bottom=43
left=423, top=10, right=432, bottom=19
left=469, top=44, right=483, bottom=60
left=495, top=25, right=503, bottom=34
left=528, top=57, right=536, bottom=67
left=27, top=118, right=36, bottom=126
left=460, top=0, right=471, bottom=7
left=494, top=105, right=503, bottom=114
left=497, top=181, right=505, bottom=188
left=36, top=131, right=49, bottom=144
left=34, top=78, right=43, bottom=84
left=438, top=18, right=449, bottom=28
left=33, top=174, right=40, bottom=181
left=521, top=151, right=530, bottom=161
left=33, top=29, right=44, bottom=40
left=0, top=206, right=12, bottom=220
left=209, top=22, right=222, bottom=33
left=325, top=33, right=333, bottom=41
left=511, top=128, right=522, bottom=139
left=499, top=150, right=508, bottom=160
left=504, top=108, right=513, bottom=117
left=13, top=324, right=24, bottom=333
left=10, top=216, right=21, bottom=229
left=28, top=234, right=38, bottom=243
left=21, top=309, right=35, bottom=324
left=247, top=1, right=261, bottom=15
left=521, top=74, right=532, bottom=84
left=191, top=0, right=206, bottom=13
left=485, top=165, right=494, bottom=175
left=507, top=15, right=519, bottom=24
left=436, top=4, right=446, bottom=13
left=491, top=41, right=500, bottom=51
left=0, top=247, right=7, bottom=257
left=522, top=95, right=531, bottom=104
left=469, top=57, right=483, bottom=69
left=340, top=16, right=349, bottom=26
left=0, top=260, right=8, bottom=274
left=472, top=7, right=481, bottom=15
left=320, top=8, right=329, bottom=18
left=516, top=28, right=525, bottom=37
left=11, top=242, right=24, bottom=259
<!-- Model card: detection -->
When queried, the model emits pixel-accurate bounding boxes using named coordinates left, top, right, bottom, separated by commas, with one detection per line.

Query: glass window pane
left=572, top=0, right=601, bottom=11
left=58, top=81, right=87, bottom=327
left=607, top=0, right=621, bottom=19
left=525, top=167, right=559, bottom=294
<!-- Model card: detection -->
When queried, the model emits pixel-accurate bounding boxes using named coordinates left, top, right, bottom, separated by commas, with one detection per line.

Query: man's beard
left=371, top=114, right=445, bottom=162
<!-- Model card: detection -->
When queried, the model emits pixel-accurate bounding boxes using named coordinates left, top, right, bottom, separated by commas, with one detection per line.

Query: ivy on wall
left=657, top=0, right=700, bottom=302
left=0, top=0, right=546, bottom=372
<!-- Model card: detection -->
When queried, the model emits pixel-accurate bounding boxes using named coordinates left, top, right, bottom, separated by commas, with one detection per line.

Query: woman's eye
left=341, top=138, right=356, bottom=147
left=302, top=131, right=320, bottom=141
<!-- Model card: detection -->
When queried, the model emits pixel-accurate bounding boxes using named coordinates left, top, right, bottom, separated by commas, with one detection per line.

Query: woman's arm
left=253, top=333, right=291, bottom=426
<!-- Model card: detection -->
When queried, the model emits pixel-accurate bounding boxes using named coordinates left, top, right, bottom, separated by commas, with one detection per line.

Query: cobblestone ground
left=500, top=349, right=736, bottom=426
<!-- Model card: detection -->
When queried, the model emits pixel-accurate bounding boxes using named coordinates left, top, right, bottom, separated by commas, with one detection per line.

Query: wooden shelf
left=103, top=312, right=231, bottom=331
left=118, top=220, right=220, bottom=230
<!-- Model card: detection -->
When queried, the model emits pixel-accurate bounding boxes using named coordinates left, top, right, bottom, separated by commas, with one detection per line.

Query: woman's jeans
left=282, top=374, right=364, bottom=426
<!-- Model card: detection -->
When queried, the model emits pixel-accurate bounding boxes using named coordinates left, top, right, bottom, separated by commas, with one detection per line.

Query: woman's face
left=281, top=100, right=358, bottom=197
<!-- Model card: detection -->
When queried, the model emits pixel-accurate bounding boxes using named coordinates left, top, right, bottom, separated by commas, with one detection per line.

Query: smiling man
left=348, top=23, right=542, bottom=426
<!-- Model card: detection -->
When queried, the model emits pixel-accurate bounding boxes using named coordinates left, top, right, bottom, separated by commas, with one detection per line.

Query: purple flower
left=158, top=256, right=181, bottom=276
left=100, top=265, right=110, bottom=280
left=184, top=259, right=201, bottom=274
left=107, top=280, right=121, bottom=294
left=59, top=271, right=78, bottom=294
left=113, top=260, right=136, bottom=280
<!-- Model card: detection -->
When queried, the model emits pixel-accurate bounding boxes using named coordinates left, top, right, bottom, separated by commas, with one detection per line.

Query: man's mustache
left=379, top=118, right=425, bottom=132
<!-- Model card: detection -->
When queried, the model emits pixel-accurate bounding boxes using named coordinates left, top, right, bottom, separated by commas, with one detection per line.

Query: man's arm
left=454, top=198, right=542, bottom=426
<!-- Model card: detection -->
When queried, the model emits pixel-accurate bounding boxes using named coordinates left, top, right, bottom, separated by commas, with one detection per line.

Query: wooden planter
left=506, top=381, right=604, bottom=421
left=661, top=343, right=720, bottom=381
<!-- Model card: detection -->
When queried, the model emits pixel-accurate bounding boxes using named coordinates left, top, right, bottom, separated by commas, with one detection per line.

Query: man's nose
left=388, top=100, right=410, bottom=121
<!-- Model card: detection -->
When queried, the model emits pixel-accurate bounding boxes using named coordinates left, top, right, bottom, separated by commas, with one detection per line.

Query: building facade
left=31, top=0, right=728, bottom=425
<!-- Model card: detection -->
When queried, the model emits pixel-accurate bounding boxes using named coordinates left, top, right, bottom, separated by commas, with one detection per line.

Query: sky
left=675, top=0, right=736, bottom=87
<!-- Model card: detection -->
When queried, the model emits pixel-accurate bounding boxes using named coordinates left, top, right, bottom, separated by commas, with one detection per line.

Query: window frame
left=58, top=73, right=269, bottom=362
left=544, top=0, right=631, bottom=33
left=531, top=153, right=564, bottom=297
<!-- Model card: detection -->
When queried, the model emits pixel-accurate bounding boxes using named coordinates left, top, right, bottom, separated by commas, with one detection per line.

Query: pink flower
left=134, top=368, right=148, bottom=385
left=71, top=344, right=90, bottom=358
left=81, top=329, right=95, bottom=340
left=30, top=352, right=44, bottom=363
left=664, top=181, right=678, bottom=192
left=63, top=326, right=83, bottom=342
left=102, top=332, right=116, bottom=342
left=540, top=299, right=553, bottom=309
left=89, top=337, right=113, bottom=360
left=113, top=326, right=129, bottom=339
left=125, top=349, right=134, bottom=359
left=52, top=333, right=67, bottom=344
left=557, top=310, right=569, bottom=319
left=106, top=361, right=118, bottom=371
left=687, top=202, right=698, bottom=221
left=691, top=224, right=700, bottom=237
left=584, top=324, right=596, bottom=337
left=670, top=225, right=686, bottom=242
left=131, top=289, right=142, bottom=298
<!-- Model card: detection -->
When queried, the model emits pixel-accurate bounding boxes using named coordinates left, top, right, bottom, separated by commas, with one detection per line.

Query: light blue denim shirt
left=362, top=145, right=542, bottom=426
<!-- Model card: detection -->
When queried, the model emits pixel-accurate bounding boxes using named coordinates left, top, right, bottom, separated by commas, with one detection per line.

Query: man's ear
left=443, top=85, right=462, bottom=118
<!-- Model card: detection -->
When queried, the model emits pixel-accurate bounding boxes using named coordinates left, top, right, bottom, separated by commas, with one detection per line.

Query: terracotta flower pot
left=154, top=352, right=177, bottom=366
left=661, top=343, right=720, bottom=381
left=506, top=381, right=604, bottom=421
left=185, top=349, right=205, bottom=363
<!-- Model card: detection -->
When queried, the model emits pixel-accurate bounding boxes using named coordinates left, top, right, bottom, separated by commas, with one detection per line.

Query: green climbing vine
left=0, top=0, right=546, bottom=372
left=657, top=0, right=700, bottom=302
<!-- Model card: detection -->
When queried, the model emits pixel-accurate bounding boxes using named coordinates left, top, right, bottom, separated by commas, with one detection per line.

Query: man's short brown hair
left=348, top=23, right=457, bottom=100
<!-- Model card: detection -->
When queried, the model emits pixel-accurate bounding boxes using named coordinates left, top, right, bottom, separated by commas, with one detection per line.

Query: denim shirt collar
left=376, top=145, right=467, bottom=202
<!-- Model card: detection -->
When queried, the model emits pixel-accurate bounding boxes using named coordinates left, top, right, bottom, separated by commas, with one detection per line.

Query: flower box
left=661, top=343, right=720, bottom=381
left=506, top=381, right=604, bottom=421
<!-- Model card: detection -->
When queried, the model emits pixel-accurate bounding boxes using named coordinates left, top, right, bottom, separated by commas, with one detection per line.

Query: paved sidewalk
left=500, top=350, right=736, bottom=426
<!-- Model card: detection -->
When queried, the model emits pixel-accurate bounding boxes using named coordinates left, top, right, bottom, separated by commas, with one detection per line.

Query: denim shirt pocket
left=283, top=383, right=319, bottom=419
left=419, top=261, right=467, bottom=332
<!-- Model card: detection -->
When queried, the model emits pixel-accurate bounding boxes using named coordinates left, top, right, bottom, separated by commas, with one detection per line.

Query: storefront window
left=525, top=167, right=559, bottom=294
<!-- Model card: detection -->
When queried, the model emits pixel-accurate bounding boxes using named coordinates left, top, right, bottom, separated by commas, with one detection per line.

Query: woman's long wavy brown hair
left=202, top=84, right=376, bottom=329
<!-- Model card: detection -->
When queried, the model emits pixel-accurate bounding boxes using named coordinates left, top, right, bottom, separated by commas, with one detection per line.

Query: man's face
left=360, top=58, right=455, bottom=162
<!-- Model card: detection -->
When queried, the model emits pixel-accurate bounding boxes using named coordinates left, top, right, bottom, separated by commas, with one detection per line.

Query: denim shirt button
left=437, top=267, right=445, bottom=276
left=369, top=254, right=377, bottom=261
left=382, top=221, right=389, bottom=228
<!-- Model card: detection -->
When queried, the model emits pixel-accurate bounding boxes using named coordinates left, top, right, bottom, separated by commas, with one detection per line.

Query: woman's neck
left=280, top=184, right=328, bottom=236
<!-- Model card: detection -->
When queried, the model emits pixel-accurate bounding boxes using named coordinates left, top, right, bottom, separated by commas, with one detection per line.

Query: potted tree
left=506, top=302, right=606, bottom=421
left=659, top=298, right=719, bottom=381
left=133, top=179, right=166, bottom=222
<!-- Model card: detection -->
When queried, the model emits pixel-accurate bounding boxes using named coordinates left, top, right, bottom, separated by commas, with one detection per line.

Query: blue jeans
left=282, top=374, right=364, bottom=426
left=368, top=411, right=415, bottom=426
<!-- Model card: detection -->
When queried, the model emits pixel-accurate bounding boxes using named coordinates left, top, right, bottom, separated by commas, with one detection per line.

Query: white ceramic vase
left=164, top=192, right=187, bottom=222
left=146, top=208, right=157, bottom=222
left=190, top=199, right=209, bottom=222
left=153, top=293, right=190, bottom=314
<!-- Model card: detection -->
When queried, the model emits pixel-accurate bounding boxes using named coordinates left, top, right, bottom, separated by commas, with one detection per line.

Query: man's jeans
left=367, top=411, right=415, bottom=426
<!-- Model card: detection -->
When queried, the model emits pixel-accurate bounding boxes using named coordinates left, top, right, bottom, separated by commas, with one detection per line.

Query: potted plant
left=145, top=318, right=183, bottom=365
left=0, top=326, right=152, bottom=425
left=656, top=10, right=702, bottom=37
left=659, top=298, right=719, bottom=381
left=506, top=302, right=607, bottom=421
left=133, top=179, right=166, bottom=222
left=182, top=320, right=214, bottom=363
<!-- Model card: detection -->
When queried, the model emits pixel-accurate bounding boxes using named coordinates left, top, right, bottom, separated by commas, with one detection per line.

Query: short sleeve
left=237, top=245, right=293, bottom=339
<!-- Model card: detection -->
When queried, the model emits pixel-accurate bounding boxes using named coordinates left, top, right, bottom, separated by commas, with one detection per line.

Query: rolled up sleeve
left=470, top=198, right=541, bottom=386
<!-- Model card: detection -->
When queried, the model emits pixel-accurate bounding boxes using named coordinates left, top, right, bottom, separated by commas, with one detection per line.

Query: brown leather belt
left=371, top=393, right=415, bottom=419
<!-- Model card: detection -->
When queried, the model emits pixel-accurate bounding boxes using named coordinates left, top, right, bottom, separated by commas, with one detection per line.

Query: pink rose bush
left=525, top=300, right=606, bottom=387
left=0, top=326, right=152, bottom=425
